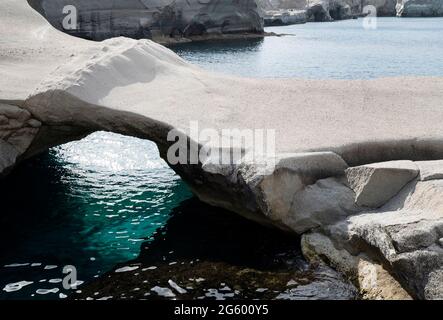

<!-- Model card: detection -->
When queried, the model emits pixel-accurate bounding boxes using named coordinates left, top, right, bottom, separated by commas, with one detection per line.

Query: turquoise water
left=173, top=18, right=443, bottom=79
left=2, top=17, right=443, bottom=299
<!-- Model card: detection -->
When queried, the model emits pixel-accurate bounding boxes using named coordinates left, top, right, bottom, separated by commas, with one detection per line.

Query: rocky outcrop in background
left=28, top=0, right=264, bottom=42
left=259, top=0, right=372, bottom=23
left=28, top=0, right=443, bottom=36
left=301, top=160, right=443, bottom=299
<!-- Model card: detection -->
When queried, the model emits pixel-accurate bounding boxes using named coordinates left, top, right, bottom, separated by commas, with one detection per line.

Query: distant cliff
left=397, top=0, right=443, bottom=17
left=28, top=0, right=264, bottom=42
left=258, top=0, right=443, bottom=22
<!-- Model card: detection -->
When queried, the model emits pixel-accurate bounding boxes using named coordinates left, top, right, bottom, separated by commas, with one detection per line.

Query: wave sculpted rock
left=396, top=0, right=443, bottom=16
left=2, top=0, right=443, bottom=299
left=303, top=169, right=443, bottom=299
left=28, top=0, right=264, bottom=42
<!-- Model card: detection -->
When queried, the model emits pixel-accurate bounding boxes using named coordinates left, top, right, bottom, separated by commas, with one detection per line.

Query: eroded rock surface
left=263, top=9, right=307, bottom=26
left=416, top=160, right=443, bottom=181
left=260, top=0, right=440, bottom=22
left=0, top=103, right=41, bottom=175
left=301, top=232, right=412, bottom=299
left=29, top=0, right=264, bottom=42
left=345, top=160, right=419, bottom=208
left=363, top=0, right=397, bottom=16
left=396, top=0, right=443, bottom=17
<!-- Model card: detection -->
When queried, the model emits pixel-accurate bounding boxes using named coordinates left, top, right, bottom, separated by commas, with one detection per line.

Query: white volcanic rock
left=345, top=160, right=419, bottom=208
left=0, top=103, right=41, bottom=175
left=269, top=0, right=308, bottom=9
left=268, top=0, right=398, bottom=19
left=263, top=9, right=307, bottom=26
left=416, top=160, right=443, bottom=181
left=2, top=0, right=443, bottom=299
left=285, top=176, right=361, bottom=233
left=363, top=0, right=397, bottom=16
left=323, top=178, right=443, bottom=299
left=4, top=3, right=443, bottom=160
left=396, top=0, right=443, bottom=17
left=267, top=0, right=362, bottom=21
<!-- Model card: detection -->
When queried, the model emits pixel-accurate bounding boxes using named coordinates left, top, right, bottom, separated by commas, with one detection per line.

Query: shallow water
left=2, top=17, right=442, bottom=300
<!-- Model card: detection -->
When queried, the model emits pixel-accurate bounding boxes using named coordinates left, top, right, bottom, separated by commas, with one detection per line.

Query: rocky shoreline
left=1, top=1, right=443, bottom=299
left=73, top=198, right=357, bottom=300
left=260, top=0, right=443, bottom=25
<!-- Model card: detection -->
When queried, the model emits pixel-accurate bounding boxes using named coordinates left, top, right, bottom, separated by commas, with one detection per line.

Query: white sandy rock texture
left=28, top=0, right=264, bottom=42
left=1, top=0, right=443, bottom=299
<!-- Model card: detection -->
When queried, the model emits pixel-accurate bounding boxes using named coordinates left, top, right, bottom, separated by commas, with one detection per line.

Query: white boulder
left=345, top=160, right=419, bottom=208
left=416, top=160, right=443, bottom=181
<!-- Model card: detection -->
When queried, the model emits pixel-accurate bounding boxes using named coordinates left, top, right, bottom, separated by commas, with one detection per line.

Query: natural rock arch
left=1, top=0, right=443, bottom=299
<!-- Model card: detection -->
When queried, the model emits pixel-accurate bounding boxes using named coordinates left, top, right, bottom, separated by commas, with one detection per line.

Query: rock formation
left=396, top=0, right=443, bottom=17
left=263, top=8, right=308, bottom=25
left=363, top=0, right=397, bottom=16
left=1, top=0, right=443, bottom=299
left=0, top=104, right=41, bottom=175
left=28, top=0, right=264, bottom=42
left=345, top=160, right=419, bottom=208
left=302, top=163, right=443, bottom=299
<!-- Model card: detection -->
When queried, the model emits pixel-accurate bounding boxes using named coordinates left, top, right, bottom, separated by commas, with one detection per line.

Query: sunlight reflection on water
left=0, top=132, right=191, bottom=299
